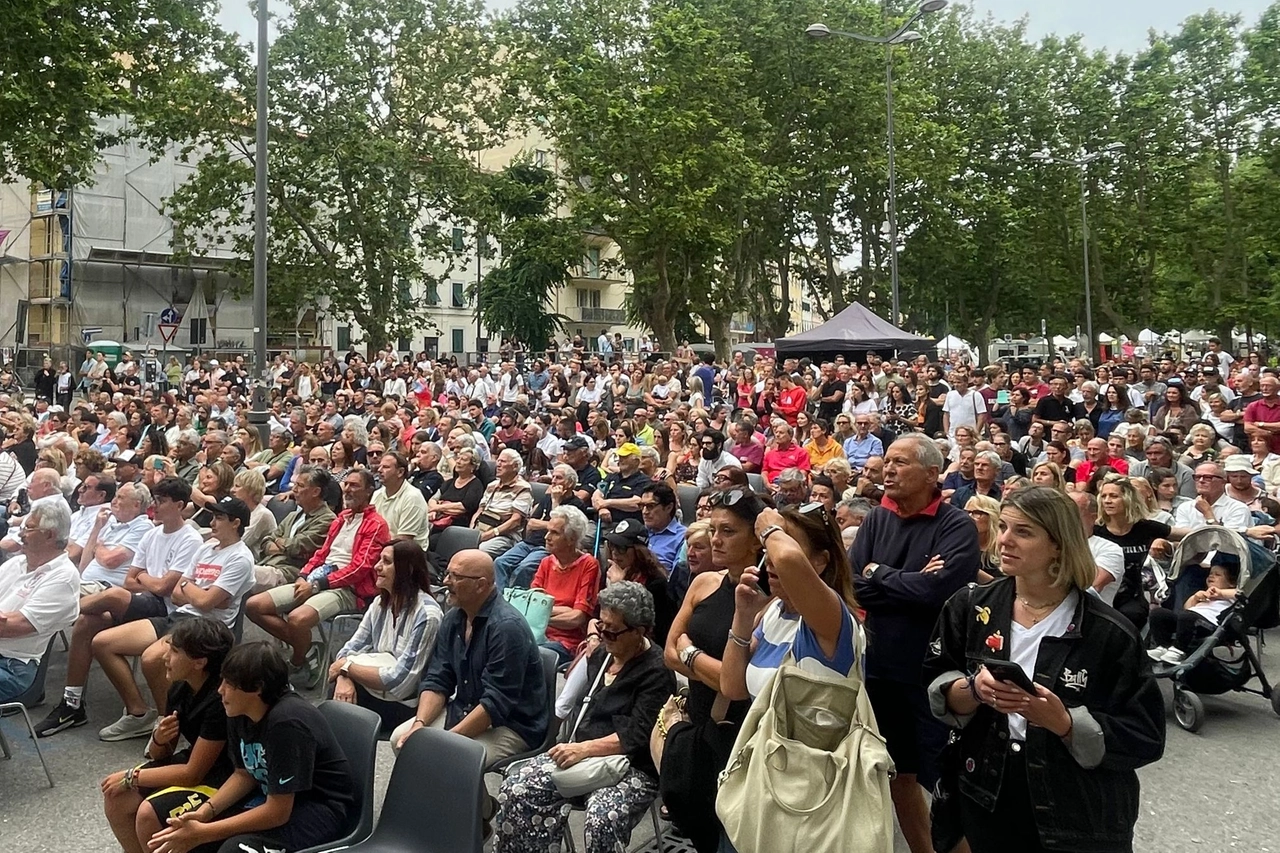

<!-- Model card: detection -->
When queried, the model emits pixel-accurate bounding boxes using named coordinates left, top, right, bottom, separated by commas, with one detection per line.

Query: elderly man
left=1070, top=490, right=1125, bottom=605
left=1126, top=436, right=1196, bottom=498
left=373, top=451, right=430, bottom=545
left=247, top=424, right=294, bottom=483
left=36, top=478, right=202, bottom=738
left=76, top=482, right=155, bottom=596
left=473, top=448, right=533, bottom=558
left=558, top=436, right=602, bottom=502
left=593, top=443, right=652, bottom=526
left=0, top=468, right=69, bottom=554
left=0, top=501, right=79, bottom=705
left=253, top=465, right=338, bottom=591
left=1244, top=371, right=1280, bottom=456
left=1075, top=436, right=1129, bottom=481
left=493, top=464, right=585, bottom=592
left=409, top=441, right=444, bottom=501
left=851, top=434, right=978, bottom=853
left=774, top=468, right=809, bottom=508
left=762, top=421, right=810, bottom=486
left=246, top=469, right=389, bottom=687
left=842, top=415, right=884, bottom=473
left=170, top=429, right=202, bottom=485
left=1168, top=462, right=1255, bottom=539
left=390, top=549, right=549, bottom=765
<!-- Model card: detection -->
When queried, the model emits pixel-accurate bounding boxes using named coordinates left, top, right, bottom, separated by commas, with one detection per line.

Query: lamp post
left=1028, top=142, right=1124, bottom=364
left=250, top=0, right=270, bottom=446
left=806, top=0, right=948, bottom=327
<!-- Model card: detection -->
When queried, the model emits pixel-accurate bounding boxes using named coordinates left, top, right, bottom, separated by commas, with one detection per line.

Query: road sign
left=158, top=323, right=179, bottom=344
left=159, top=307, right=180, bottom=324
left=82, top=327, right=103, bottom=343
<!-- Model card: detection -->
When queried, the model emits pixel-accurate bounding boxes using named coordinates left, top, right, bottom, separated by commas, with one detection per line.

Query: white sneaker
left=99, top=708, right=158, bottom=742
left=1160, top=648, right=1187, bottom=665
left=1146, top=646, right=1168, bottom=661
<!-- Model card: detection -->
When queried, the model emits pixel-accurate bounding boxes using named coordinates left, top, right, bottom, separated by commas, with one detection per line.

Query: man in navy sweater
left=851, top=434, right=979, bottom=853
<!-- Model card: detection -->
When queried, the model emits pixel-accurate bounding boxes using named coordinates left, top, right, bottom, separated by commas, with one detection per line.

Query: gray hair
left=598, top=580, right=656, bottom=630
left=838, top=496, right=874, bottom=521
left=342, top=415, right=369, bottom=444
left=119, top=482, right=153, bottom=511
left=776, top=467, right=808, bottom=487
left=549, top=504, right=589, bottom=545
left=1080, top=381, right=1099, bottom=394
left=176, top=429, right=201, bottom=449
left=498, top=448, right=523, bottom=466
left=28, top=498, right=72, bottom=548
left=640, top=446, right=661, bottom=464
left=974, top=450, right=1002, bottom=469
left=551, top=463, right=579, bottom=488
left=104, top=411, right=128, bottom=429
left=897, top=433, right=945, bottom=471
left=453, top=433, right=477, bottom=451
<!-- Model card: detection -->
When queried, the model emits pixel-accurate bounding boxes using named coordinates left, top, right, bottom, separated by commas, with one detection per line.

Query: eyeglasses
left=965, top=509, right=987, bottom=518
left=599, top=624, right=639, bottom=641
left=712, top=472, right=733, bottom=482
left=638, top=501, right=664, bottom=511
left=443, top=570, right=487, bottom=582
left=1192, top=474, right=1224, bottom=481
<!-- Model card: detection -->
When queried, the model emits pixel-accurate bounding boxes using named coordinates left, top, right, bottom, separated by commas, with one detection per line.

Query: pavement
left=2, top=624, right=1278, bottom=853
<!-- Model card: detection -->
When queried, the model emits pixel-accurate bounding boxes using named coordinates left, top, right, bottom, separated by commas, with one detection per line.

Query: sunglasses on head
left=710, top=488, right=753, bottom=508
left=798, top=501, right=831, bottom=526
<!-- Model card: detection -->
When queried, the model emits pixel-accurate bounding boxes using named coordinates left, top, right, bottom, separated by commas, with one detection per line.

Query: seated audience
left=251, top=465, right=337, bottom=592
left=530, top=505, right=600, bottom=665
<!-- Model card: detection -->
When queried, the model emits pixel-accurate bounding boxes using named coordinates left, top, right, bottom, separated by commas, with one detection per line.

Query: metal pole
left=885, top=44, right=900, bottom=326
left=250, top=0, right=270, bottom=445
left=1079, top=168, right=1094, bottom=365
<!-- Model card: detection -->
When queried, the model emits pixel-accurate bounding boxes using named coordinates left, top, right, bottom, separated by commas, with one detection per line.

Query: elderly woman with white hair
left=472, top=448, right=534, bottom=557
left=341, top=414, right=370, bottom=465
left=530, top=505, right=600, bottom=664
left=495, top=581, right=676, bottom=853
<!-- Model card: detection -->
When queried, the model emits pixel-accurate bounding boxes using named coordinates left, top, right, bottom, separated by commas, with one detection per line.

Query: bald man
left=0, top=468, right=70, bottom=554
left=391, top=550, right=548, bottom=764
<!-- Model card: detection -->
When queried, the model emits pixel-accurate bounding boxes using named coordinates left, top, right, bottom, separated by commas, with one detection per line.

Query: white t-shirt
left=176, top=540, right=255, bottom=626
left=1007, top=591, right=1079, bottom=741
left=1088, top=536, right=1125, bottom=606
left=325, top=512, right=365, bottom=569
left=134, top=525, right=205, bottom=613
left=80, top=515, right=155, bottom=587
left=68, top=505, right=102, bottom=548
left=943, top=389, right=987, bottom=437
left=0, top=553, right=80, bottom=663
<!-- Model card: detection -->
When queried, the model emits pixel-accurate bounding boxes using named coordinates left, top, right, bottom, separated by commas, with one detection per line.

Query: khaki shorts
left=80, top=581, right=111, bottom=597
left=265, top=584, right=358, bottom=621
left=253, top=563, right=300, bottom=594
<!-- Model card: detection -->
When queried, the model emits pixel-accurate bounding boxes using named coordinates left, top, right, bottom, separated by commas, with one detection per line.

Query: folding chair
left=0, top=635, right=60, bottom=787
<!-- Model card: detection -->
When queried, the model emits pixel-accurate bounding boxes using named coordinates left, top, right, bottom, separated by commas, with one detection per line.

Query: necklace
left=1016, top=593, right=1067, bottom=625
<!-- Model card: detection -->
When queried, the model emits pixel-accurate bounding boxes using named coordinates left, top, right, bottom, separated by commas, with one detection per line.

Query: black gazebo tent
left=774, top=303, right=934, bottom=360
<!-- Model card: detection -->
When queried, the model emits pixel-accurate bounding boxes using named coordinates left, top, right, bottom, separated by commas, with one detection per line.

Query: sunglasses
left=798, top=501, right=831, bottom=526
left=710, top=488, right=754, bottom=508
left=599, top=624, right=639, bottom=641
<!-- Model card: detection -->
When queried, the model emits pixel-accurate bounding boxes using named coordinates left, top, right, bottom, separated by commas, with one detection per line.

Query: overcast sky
left=218, top=0, right=1274, bottom=58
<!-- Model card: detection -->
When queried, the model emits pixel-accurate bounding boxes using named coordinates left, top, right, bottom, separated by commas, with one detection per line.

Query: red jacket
left=302, top=507, right=390, bottom=605
left=775, top=386, right=808, bottom=425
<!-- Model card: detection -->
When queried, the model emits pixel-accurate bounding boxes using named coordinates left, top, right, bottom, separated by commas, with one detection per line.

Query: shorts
left=147, top=612, right=198, bottom=639
left=120, top=592, right=169, bottom=624
left=80, top=581, right=111, bottom=597
left=865, top=676, right=948, bottom=790
left=266, top=584, right=358, bottom=621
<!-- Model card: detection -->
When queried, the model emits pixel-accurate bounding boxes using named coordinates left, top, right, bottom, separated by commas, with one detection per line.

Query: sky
left=218, top=0, right=1276, bottom=55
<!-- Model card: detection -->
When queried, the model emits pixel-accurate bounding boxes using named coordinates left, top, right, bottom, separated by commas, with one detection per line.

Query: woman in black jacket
left=923, top=486, right=1165, bottom=853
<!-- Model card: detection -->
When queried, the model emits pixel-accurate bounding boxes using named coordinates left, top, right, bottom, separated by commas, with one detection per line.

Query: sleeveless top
left=685, top=574, right=750, bottom=725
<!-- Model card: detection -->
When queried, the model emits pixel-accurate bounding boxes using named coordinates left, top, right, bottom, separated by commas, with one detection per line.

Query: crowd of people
left=6, top=336, right=1277, bottom=852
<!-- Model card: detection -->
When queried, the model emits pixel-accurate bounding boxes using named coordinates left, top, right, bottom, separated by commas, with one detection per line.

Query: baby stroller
left=1152, top=526, right=1280, bottom=732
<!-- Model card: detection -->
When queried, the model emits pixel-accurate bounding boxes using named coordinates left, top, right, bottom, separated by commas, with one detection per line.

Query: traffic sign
left=82, top=327, right=103, bottom=343
left=159, top=307, right=180, bottom=324
left=159, top=323, right=179, bottom=344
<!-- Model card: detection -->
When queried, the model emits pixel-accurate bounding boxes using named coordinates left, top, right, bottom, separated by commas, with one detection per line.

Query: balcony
left=571, top=306, right=627, bottom=324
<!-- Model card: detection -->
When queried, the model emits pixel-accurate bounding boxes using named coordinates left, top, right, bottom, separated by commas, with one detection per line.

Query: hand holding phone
left=754, top=553, right=771, bottom=597
left=981, top=658, right=1035, bottom=694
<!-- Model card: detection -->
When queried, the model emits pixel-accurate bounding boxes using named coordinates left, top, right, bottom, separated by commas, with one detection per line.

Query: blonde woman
left=823, top=456, right=855, bottom=500
left=232, top=468, right=275, bottom=556
left=1029, top=460, right=1067, bottom=491
left=963, top=494, right=1002, bottom=582
left=1094, top=473, right=1169, bottom=630
left=1179, top=423, right=1219, bottom=467
left=1129, top=476, right=1174, bottom=526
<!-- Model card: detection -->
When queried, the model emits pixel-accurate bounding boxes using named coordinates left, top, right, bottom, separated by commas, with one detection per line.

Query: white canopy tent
left=1097, top=332, right=1117, bottom=344
left=1137, top=328, right=1161, bottom=345
left=936, top=334, right=975, bottom=357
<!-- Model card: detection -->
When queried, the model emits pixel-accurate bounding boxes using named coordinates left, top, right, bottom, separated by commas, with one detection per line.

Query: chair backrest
left=267, top=495, right=296, bottom=524
left=537, top=646, right=560, bottom=751
left=479, top=459, right=497, bottom=484
left=432, top=525, right=482, bottom=563
left=13, top=634, right=58, bottom=708
left=677, top=484, right=701, bottom=525
left=530, top=480, right=549, bottom=507
left=377, top=726, right=486, bottom=853
left=747, top=473, right=766, bottom=494
left=231, top=592, right=253, bottom=643
left=317, top=701, right=380, bottom=846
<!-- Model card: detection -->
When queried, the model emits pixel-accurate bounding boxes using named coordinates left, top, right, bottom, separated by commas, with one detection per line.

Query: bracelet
left=727, top=631, right=752, bottom=649
left=123, top=766, right=138, bottom=790
left=758, top=524, right=784, bottom=545
left=966, top=673, right=981, bottom=704
left=414, top=717, right=429, bottom=727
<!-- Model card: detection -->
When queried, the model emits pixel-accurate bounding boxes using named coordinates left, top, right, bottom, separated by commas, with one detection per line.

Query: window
left=575, top=288, right=601, bottom=308
left=451, top=282, right=466, bottom=308
left=425, top=282, right=440, bottom=306
left=424, top=336, right=439, bottom=356
left=397, top=336, right=410, bottom=353
left=451, top=227, right=465, bottom=252
left=802, top=301, right=812, bottom=312
left=533, top=149, right=549, bottom=167
left=477, top=337, right=488, bottom=354
left=585, top=247, right=601, bottom=278
left=337, top=325, right=351, bottom=352
left=451, top=328, right=464, bottom=353
left=189, top=317, right=208, bottom=346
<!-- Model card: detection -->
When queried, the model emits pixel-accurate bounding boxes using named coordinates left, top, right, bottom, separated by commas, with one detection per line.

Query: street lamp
left=805, top=0, right=947, bottom=327
left=250, top=0, right=270, bottom=445
left=1027, top=143, right=1125, bottom=364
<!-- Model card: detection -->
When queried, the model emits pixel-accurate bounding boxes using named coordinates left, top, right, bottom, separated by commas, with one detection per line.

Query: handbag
left=715, top=647, right=895, bottom=853
left=550, top=653, right=632, bottom=797
left=930, top=728, right=966, bottom=853
left=503, top=587, right=554, bottom=643
left=648, top=692, right=689, bottom=769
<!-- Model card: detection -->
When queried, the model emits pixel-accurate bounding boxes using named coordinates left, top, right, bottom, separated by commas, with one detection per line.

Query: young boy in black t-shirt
left=148, top=641, right=354, bottom=853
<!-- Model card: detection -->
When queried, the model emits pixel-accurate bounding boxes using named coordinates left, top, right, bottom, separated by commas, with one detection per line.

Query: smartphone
left=981, top=658, right=1036, bottom=693
left=153, top=458, right=166, bottom=471
left=996, top=390, right=1010, bottom=405
left=754, top=553, right=771, bottom=597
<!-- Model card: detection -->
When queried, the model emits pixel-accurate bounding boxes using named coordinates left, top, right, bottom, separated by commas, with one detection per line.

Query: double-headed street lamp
left=1028, top=142, right=1125, bottom=364
left=806, top=0, right=948, bottom=326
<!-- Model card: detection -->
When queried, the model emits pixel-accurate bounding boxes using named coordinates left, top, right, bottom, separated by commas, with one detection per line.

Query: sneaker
left=34, top=699, right=88, bottom=738
left=1160, top=648, right=1187, bottom=665
left=1146, top=646, right=1169, bottom=661
left=289, top=643, right=323, bottom=690
left=99, top=708, right=158, bottom=742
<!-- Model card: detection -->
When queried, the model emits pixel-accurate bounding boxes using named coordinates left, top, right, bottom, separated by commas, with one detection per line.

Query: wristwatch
left=679, top=644, right=701, bottom=668
left=758, top=524, right=784, bottom=545
left=862, top=562, right=881, bottom=579
left=340, top=659, right=352, bottom=675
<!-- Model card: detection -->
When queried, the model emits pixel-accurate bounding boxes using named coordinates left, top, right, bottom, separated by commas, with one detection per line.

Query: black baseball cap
left=206, top=495, right=251, bottom=532
left=563, top=436, right=590, bottom=451
left=604, top=518, right=649, bottom=549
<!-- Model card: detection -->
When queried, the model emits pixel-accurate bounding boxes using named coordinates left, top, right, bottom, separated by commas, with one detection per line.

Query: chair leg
left=647, top=800, right=664, bottom=853
left=563, top=819, right=577, bottom=853
left=0, top=720, right=12, bottom=759
left=0, top=704, right=54, bottom=786
left=57, top=630, right=69, bottom=652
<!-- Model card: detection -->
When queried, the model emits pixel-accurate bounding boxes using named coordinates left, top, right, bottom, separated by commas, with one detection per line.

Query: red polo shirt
left=1245, top=396, right=1280, bottom=454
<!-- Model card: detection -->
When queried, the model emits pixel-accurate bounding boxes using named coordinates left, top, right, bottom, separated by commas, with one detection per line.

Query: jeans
left=539, top=641, right=573, bottom=667
left=493, top=542, right=548, bottom=592
left=0, top=655, right=38, bottom=703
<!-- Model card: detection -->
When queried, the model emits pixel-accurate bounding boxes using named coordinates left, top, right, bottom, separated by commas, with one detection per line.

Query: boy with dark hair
left=149, top=641, right=354, bottom=853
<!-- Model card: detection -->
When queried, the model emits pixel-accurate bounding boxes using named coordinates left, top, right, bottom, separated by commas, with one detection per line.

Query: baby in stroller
left=1147, top=553, right=1241, bottom=666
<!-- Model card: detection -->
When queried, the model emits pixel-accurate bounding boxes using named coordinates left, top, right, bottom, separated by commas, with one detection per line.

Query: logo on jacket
left=929, top=638, right=941, bottom=657
left=1061, top=668, right=1088, bottom=692
left=984, top=631, right=1004, bottom=653
left=974, top=606, right=991, bottom=625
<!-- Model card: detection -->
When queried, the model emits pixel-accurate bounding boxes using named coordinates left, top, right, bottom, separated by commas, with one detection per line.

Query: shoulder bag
left=502, top=587, right=554, bottom=644
left=549, top=653, right=632, bottom=797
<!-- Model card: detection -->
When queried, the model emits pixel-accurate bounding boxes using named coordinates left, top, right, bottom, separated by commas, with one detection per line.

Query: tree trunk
left=702, top=311, right=731, bottom=361
left=651, top=245, right=677, bottom=353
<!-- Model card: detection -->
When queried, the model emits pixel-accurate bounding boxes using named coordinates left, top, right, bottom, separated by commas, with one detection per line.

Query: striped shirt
left=745, top=598, right=860, bottom=699
left=336, top=590, right=443, bottom=703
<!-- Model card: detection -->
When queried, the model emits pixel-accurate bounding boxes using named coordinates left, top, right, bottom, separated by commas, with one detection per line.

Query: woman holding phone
left=923, top=486, right=1164, bottom=853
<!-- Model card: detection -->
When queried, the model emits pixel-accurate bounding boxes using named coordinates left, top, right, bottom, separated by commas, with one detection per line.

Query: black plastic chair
left=342, top=726, right=487, bottom=853
left=530, top=480, right=549, bottom=507
left=0, top=634, right=59, bottom=786
left=431, top=525, right=481, bottom=563
left=296, top=701, right=381, bottom=853
left=677, top=484, right=701, bottom=524
left=266, top=494, right=297, bottom=524
left=746, top=473, right=767, bottom=494
left=486, top=646, right=560, bottom=774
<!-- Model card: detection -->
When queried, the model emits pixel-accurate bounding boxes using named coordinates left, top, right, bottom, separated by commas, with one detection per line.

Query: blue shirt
left=419, top=591, right=549, bottom=749
left=647, top=518, right=687, bottom=573
left=527, top=371, right=549, bottom=393
left=842, top=434, right=884, bottom=470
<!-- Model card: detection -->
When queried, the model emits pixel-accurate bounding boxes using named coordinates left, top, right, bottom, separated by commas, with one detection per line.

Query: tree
left=1, top=0, right=228, bottom=187
left=471, top=162, right=578, bottom=348
left=157, top=0, right=510, bottom=354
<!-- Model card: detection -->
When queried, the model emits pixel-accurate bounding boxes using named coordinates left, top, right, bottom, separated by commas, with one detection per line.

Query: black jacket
left=569, top=644, right=675, bottom=778
left=923, top=578, right=1165, bottom=852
